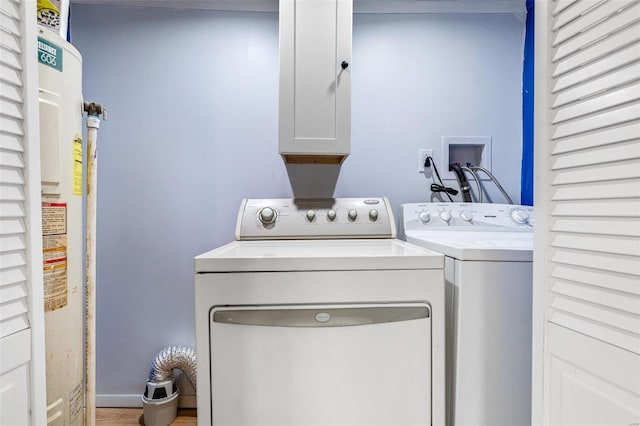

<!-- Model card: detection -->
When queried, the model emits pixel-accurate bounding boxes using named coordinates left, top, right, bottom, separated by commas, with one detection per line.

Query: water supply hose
left=449, top=164, right=473, bottom=202
left=461, top=166, right=483, bottom=203
left=470, top=166, right=513, bottom=204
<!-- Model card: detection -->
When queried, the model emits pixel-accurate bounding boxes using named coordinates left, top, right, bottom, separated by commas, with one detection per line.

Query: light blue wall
left=70, top=5, right=525, bottom=405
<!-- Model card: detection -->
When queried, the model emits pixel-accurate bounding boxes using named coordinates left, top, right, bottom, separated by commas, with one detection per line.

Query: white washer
left=400, top=202, right=534, bottom=426
left=195, top=198, right=446, bottom=426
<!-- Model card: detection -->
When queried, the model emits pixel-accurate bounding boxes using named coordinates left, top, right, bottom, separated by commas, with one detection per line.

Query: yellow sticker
left=73, top=135, right=82, bottom=195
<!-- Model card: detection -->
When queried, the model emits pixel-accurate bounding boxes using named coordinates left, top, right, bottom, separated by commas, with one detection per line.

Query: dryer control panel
left=236, top=198, right=397, bottom=240
left=401, top=203, right=534, bottom=232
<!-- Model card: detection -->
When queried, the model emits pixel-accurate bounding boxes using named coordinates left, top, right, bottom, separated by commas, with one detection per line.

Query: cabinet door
left=279, top=0, right=352, bottom=162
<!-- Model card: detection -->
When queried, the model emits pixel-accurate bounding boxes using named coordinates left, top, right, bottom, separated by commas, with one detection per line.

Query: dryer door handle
left=212, top=305, right=430, bottom=328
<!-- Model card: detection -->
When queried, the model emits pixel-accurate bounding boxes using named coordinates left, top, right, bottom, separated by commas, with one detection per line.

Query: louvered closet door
left=1, top=0, right=45, bottom=425
left=534, top=0, right=640, bottom=424
left=0, top=0, right=31, bottom=341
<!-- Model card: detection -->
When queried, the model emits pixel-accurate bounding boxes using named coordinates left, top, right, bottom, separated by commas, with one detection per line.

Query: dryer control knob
left=305, top=210, right=316, bottom=222
left=348, top=209, right=358, bottom=222
left=511, top=209, right=530, bottom=224
left=327, top=209, right=337, bottom=222
left=369, top=209, right=379, bottom=221
left=418, top=211, right=431, bottom=223
left=258, top=207, right=276, bottom=225
left=460, top=210, right=473, bottom=222
left=439, top=210, right=452, bottom=223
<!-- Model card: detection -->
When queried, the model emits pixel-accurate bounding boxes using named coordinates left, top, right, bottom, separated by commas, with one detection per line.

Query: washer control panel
left=402, top=202, right=534, bottom=232
left=237, top=198, right=396, bottom=240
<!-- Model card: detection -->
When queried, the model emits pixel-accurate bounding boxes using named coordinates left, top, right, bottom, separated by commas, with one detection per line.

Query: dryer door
left=209, top=303, right=432, bottom=426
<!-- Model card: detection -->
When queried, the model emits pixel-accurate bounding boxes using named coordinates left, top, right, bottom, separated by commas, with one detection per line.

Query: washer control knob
left=511, top=209, right=530, bottom=224
left=418, top=211, right=431, bottom=223
left=460, top=210, right=473, bottom=222
left=439, top=210, right=452, bottom=223
left=348, top=209, right=358, bottom=222
left=327, top=209, right=337, bottom=222
left=305, top=210, right=316, bottom=222
left=258, top=207, right=276, bottom=225
left=369, top=209, right=379, bottom=221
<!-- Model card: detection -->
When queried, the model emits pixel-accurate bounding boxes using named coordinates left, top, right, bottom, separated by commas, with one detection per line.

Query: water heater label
left=42, top=202, right=68, bottom=312
left=37, top=36, right=63, bottom=72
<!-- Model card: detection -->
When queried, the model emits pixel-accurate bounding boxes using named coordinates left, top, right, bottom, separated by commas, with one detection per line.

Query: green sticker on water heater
left=38, top=37, right=63, bottom=71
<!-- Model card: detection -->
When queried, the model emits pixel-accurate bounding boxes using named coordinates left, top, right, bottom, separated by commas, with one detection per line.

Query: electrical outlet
left=418, top=149, right=433, bottom=173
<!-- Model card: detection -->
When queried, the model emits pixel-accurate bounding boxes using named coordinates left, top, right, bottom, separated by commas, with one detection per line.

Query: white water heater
left=38, top=26, right=84, bottom=426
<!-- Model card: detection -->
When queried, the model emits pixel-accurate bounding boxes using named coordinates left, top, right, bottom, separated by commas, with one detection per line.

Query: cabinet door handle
left=341, top=61, right=349, bottom=70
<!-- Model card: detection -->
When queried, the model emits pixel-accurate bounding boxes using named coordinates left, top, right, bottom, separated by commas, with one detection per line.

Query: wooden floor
left=96, top=408, right=197, bottom=425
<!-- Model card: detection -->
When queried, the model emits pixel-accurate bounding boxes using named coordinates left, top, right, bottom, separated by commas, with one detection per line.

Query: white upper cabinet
left=279, top=0, right=352, bottom=164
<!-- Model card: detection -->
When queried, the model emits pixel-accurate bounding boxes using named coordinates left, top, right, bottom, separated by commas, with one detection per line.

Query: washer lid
left=404, top=230, right=533, bottom=261
left=195, top=239, right=443, bottom=272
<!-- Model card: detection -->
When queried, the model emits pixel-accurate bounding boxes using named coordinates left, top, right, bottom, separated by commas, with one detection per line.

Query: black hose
left=449, top=164, right=473, bottom=202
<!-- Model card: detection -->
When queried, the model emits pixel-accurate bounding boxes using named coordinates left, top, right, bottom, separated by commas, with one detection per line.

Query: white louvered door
left=0, top=0, right=46, bottom=425
left=533, top=0, right=640, bottom=424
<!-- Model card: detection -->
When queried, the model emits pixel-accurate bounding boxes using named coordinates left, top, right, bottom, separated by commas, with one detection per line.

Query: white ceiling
left=70, top=0, right=526, bottom=14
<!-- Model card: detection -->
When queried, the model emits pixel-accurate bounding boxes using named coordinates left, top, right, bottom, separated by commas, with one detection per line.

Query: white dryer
left=400, top=202, right=534, bottom=426
left=195, top=198, right=446, bottom=426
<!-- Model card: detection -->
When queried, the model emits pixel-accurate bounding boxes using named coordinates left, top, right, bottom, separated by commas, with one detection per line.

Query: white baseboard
left=96, top=393, right=196, bottom=408
left=97, top=371, right=196, bottom=408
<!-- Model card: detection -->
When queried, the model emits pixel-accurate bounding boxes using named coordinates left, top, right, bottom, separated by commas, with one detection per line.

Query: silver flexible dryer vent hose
left=148, top=345, right=197, bottom=389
